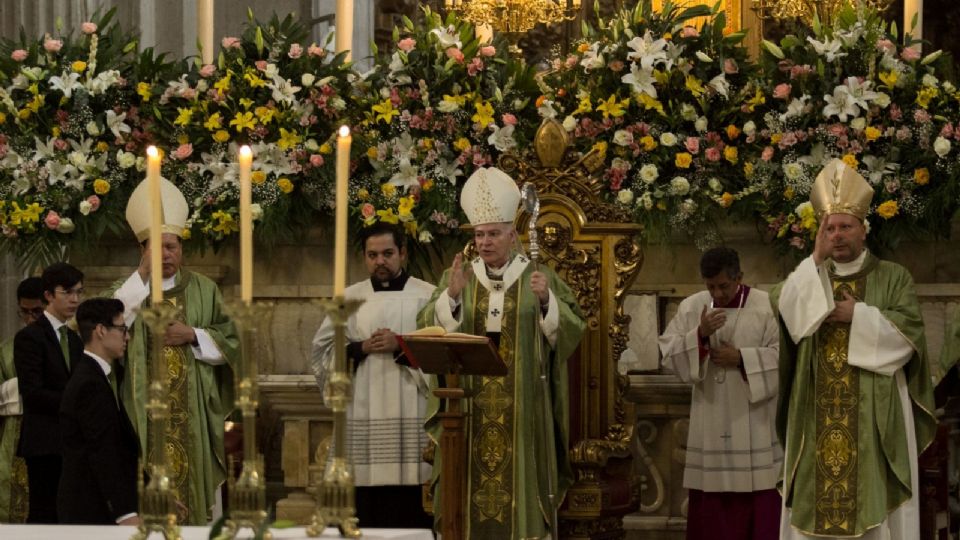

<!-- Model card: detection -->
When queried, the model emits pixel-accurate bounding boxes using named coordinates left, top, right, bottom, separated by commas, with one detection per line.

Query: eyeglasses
left=54, top=287, right=85, bottom=299
left=103, top=323, right=128, bottom=335
left=18, top=307, right=45, bottom=318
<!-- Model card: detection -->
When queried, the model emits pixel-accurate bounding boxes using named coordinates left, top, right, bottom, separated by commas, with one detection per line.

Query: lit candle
left=198, top=0, right=214, bottom=64
left=335, top=0, right=354, bottom=62
left=904, top=0, right=923, bottom=43
left=334, top=126, right=351, bottom=297
left=239, top=145, right=253, bottom=304
left=146, top=146, right=163, bottom=304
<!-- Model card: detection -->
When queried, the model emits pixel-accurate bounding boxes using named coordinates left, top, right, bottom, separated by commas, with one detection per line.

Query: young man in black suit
left=13, top=262, right=84, bottom=523
left=58, top=298, right=140, bottom=525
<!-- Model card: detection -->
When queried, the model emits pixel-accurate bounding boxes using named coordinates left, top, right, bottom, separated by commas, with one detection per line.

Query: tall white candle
left=146, top=146, right=163, bottom=304
left=334, top=126, right=351, bottom=297
left=904, top=0, right=923, bottom=43
left=335, top=0, right=354, bottom=62
left=239, top=145, right=253, bottom=305
left=198, top=0, right=214, bottom=64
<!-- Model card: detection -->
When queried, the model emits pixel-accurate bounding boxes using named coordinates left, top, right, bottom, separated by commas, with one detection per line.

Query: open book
left=398, top=327, right=507, bottom=376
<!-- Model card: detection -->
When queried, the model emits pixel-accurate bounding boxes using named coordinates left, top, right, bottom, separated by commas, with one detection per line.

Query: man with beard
left=311, top=222, right=434, bottom=528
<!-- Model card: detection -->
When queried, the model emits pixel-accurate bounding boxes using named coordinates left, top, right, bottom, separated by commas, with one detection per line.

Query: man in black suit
left=58, top=298, right=140, bottom=525
left=13, top=262, right=84, bottom=523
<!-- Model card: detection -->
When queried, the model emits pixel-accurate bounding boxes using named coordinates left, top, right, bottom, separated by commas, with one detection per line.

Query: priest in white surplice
left=311, top=222, right=434, bottom=529
left=659, top=247, right=782, bottom=540
left=771, top=159, right=936, bottom=539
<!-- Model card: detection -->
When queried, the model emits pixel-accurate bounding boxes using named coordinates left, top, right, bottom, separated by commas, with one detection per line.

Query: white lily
left=625, top=31, right=668, bottom=69
left=822, top=85, right=859, bottom=122
left=105, top=110, right=131, bottom=139
left=388, top=157, right=420, bottom=188
left=708, top=73, right=730, bottom=99
left=430, top=25, right=462, bottom=49
left=487, top=124, right=517, bottom=152
left=49, top=72, right=83, bottom=99
left=579, top=42, right=605, bottom=71
left=621, top=62, right=657, bottom=98
left=806, top=36, right=846, bottom=62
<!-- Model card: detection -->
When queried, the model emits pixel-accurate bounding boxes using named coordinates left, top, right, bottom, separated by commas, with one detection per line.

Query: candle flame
left=146, top=145, right=159, bottom=158
left=338, top=125, right=350, bottom=137
left=239, top=145, right=252, bottom=158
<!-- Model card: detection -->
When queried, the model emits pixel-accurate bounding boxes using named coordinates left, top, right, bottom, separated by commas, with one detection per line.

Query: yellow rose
left=51, top=126, right=60, bottom=137
left=0, top=112, right=8, bottom=125
left=357, top=188, right=370, bottom=201
left=639, top=136, right=657, bottom=152
left=592, top=141, right=608, bottom=158
left=914, top=168, right=929, bottom=185
left=577, top=43, right=590, bottom=53
left=366, top=147, right=379, bottom=160
left=724, top=146, right=738, bottom=164
left=213, top=130, right=230, bottom=143
left=96, top=141, right=109, bottom=152
left=71, top=60, right=87, bottom=73
left=744, top=161, right=755, bottom=178
left=381, top=183, right=397, bottom=198
left=675, top=152, right=693, bottom=168
left=726, top=125, right=741, bottom=140
left=251, top=171, right=267, bottom=185
left=454, top=138, right=472, bottom=152
left=181, top=228, right=192, bottom=240
left=770, top=133, right=782, bottom=145
left=784, top=186, right=795, bottom=200
left=864, top=126, right=881, bottom=142
left=93, top=179, right=111, bottom=195
left=877, top=200, right=898, bottom=219
left=277, top=178, right=294, bottom=194
left=320, top=143, right=332, bottom=154
left=720, top=192, right=734, bottom=208
left=421, top=179, right=434, bottom=192
left=841, top=154, right=859, bottom=169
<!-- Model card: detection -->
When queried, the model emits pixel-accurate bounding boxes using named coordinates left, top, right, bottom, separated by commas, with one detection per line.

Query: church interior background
left=3, top=0, right=960, bottom=538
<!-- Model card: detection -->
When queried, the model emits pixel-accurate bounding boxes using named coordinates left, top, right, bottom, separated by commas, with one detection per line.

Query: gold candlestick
left=307, top=297, right=364, bottom=538
left=131, top=303, right=183, bottom=540
left=221, top=300, right=274, bottom=540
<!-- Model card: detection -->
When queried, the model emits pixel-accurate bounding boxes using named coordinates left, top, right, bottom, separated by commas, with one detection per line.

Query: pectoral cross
left=490, top=308, right=501, bottom=317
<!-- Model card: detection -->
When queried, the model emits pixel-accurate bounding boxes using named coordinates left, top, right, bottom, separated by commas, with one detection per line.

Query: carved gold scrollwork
left=635, top=420, right=666, bottom=514
left=533, top=222, right=602, bottom=327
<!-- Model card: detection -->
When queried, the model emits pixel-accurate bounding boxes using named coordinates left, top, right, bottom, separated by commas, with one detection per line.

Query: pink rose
left=86, top=195, right=101, bottom=212
left=288, top=43, right=303, bottom=59
left=81, top=22, right=98, bottom=35
left=502, top=113, right=517, bottom=126
left=773, top=83, right=792, bottom=100
left=255, top=60, right=268, bottom=71
left=309, top=154, right=324, bottom=167
left=199, top=64, right=216, bottom=77
left=901, top=47, right=921, bottom=62
left=684, top=137, right=700, bottom=154
left=941, top=123, right=955, bottom=139
left=361, top=203, right=376, bottom=219
left=44, top=211, right=61, bottom=230
left=608, top=60, right=625, bottom=72
left=467, top=57, right=484, bottom=76
left=789, top=64, right=813, bottom=79
left=445, top=47, right=465, bottom=63
left=53, top=138, right=69, bottom=151
left=480, top=45, right=496, bottom=57
left=173, top=143, right=193, bottom=160
left=565, top=55, right=578, bottom=69
left=914, top=108, right=931, bottom=123
left=680, top=26, right=700, bottom=38
left=221, top=37, right=241, bottom=50
left=828, top=124, right=848, bottom=137
left=705, top=147, right=721, bottom=162
left=43, top=38, right=63, bottom=53
left=11, top=49, right=27, bottom=62
left=761, top=146, right=774, bottom=161
left=876, top=39, right=895, bottom=54
left=398, top=38, right=417, bottom=52
left=307, top=44, right=325, bottom=58
left=723, top=58, right=739, bottom=74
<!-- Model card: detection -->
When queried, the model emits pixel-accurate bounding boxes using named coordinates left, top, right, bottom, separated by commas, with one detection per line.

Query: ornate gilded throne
left=504, top=119, right=643, bottom=539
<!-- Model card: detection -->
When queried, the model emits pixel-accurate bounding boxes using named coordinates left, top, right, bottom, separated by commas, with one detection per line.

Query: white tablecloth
left=0, top=524, right=434, bottom=539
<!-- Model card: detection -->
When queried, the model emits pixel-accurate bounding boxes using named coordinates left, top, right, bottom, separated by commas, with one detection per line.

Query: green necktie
left=107, top=369, right=120, bottom=407
left=58, top=326, right=71, bottom=371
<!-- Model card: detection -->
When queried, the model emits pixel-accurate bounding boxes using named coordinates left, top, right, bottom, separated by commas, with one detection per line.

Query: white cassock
left=659, top=287, right=782, bottom=493
left=311, top=276, right=435, bottom=486
left=777, top=250, right=919, bottom=539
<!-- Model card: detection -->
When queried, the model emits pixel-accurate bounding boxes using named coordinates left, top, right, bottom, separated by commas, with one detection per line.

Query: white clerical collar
left=833, top=248, right=868, bottom=277
left=487, top=263, right=507, bottom=277
left=162, top=274, right=177, bottom=291
left=83, top=350, right=112, bottom=376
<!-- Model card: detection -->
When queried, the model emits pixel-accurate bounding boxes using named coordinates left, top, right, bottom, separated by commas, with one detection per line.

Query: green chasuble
left=418, top=254, right=586, bottom=539
left=771, top=254, right=936, bottom=537
left=107, top=269, right=239, bottom=525
left=0, top=339, right=28, bottom=522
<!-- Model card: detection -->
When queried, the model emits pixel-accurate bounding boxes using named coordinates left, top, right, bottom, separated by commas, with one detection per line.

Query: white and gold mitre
left=810, top=159, right=874, bottom=220
left=125, top=176, right=189, bottom=242
left=460, top=167, right=521, bottom=225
